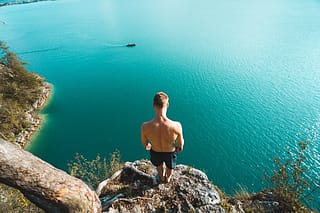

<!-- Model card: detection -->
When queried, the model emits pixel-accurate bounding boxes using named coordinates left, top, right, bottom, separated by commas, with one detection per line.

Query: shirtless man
left=141, top=92, right=184, bottom=183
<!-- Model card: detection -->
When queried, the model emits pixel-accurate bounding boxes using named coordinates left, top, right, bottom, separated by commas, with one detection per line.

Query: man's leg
left=157, top=163, right=165, bottom=181
left=165, top=168, right=172, bottom=183
left=163, top=152, right=176, bottom=183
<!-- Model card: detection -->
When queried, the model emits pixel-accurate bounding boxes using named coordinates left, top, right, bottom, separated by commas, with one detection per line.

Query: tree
left=0, top=138, right=102, bottom=212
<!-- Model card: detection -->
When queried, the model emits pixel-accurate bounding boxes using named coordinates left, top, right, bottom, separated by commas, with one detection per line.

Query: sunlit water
left=1, top=0, right=319, bottom=209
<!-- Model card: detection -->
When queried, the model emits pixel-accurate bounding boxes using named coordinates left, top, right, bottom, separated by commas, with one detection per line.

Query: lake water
left=1, top=0, right=319, bottom=209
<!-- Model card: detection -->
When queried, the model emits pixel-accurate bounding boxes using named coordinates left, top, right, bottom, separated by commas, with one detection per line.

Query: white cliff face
left=15, top=82, right=51, bottom=147
left=98, top=160, right=227, bottom=213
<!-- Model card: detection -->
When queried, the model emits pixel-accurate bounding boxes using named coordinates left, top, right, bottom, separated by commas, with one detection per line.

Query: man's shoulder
left=142, top=120, right=155, bottom=128
left=168, top=119, right=182, bottom=129
left=169, top=119, right=181, bottom=125
left=175, top=121, right=182, bottom=129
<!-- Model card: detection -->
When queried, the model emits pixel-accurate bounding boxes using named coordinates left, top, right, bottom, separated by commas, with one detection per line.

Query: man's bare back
left=141, top=116, right=183, bottom=152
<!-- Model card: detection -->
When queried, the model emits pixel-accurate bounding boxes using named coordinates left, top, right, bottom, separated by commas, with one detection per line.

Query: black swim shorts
left=150, top=149, right=177, bottom=169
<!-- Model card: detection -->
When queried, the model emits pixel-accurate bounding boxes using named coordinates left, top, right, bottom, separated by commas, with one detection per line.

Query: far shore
left=15, top=81, right=53, bottom=149
left=0, top=0, right=56, bottom=8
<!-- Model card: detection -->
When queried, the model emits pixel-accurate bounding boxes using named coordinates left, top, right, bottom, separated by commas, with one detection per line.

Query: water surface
left=0, top=0, right=319, bottom=209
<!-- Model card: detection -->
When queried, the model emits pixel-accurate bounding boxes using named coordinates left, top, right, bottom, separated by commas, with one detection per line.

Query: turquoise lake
left=1, top=0, right=319, bottom=209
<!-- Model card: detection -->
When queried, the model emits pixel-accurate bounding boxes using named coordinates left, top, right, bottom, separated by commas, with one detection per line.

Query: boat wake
left=104, top=43, right=136, bottom=48
left=17, top=47, right=61, bottom=55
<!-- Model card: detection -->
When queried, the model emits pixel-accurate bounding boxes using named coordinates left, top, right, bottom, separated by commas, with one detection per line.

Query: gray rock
left=100, top=160, right=226, bottom=213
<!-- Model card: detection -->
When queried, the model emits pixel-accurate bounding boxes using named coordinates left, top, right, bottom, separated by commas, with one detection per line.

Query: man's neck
left=155, top=108, right=168, bottom=120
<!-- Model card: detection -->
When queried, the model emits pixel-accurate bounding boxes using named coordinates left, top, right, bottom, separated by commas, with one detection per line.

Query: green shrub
left=265, top=141, right=312, bottom=212
left=0, top=183, right=44, bottom=213
left=0, top=41, right=44, bottom=142
left=67, top=150, right=123, bottom=189
left=234, top=184, right=251, bottom=201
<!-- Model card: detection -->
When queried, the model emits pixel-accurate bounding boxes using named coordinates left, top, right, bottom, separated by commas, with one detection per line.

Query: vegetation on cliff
left=0, top=183, right=44, bottom=213
left=234, top=141, right=316, bottom=213
left=67, top=150, right=123, bottom=189
left=0, top=41, right=49, bottom=212
left=263, top=142, right=314, bottom=212
left=67, top=143, right=317, bottom=213
left=0, top=41, right=44, bottom=143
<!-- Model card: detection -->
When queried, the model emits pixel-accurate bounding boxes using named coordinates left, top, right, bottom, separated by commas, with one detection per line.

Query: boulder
left=98, top=160, right=225, bottom=213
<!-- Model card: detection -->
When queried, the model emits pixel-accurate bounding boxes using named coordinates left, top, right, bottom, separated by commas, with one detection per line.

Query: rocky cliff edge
left=96, top=160, right=237, bottom=213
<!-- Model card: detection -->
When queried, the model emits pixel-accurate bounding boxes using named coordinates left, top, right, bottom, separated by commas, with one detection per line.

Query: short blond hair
left=153, top=92, right=169, bottom=108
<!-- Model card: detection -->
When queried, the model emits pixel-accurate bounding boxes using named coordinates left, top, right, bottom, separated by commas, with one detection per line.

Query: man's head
left=153, top=92, right=169, bottom=109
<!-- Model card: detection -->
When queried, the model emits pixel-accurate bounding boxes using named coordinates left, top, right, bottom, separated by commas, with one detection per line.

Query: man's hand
left=145, top=143, right=152, bottom=151
left=176, top=146, right=183, bottom=152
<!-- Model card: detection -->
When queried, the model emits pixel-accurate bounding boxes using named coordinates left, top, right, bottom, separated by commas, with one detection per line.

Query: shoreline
left=15, top=80, right=52, bottom=148
left=0, top=0, right=55, bottom=7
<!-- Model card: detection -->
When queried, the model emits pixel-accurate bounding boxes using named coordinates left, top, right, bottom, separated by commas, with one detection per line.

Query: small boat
left=126, top=43, right=136, bottom=47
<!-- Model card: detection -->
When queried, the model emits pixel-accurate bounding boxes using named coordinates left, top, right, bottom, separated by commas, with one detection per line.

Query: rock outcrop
left=15, top=82, right=51, bottom=147
left=97, top=160, right=228, bottom=213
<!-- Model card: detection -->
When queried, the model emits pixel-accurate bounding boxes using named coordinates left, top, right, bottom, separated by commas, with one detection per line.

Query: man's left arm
left=176, top=122, right=184, bottom=152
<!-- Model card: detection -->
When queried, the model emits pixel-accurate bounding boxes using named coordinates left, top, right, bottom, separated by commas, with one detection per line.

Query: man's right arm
left=141, top=123, right=152, bottom=150
left=141, top=124, right=148, bottom=147
left=141, top=123, right=147, bottom=147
